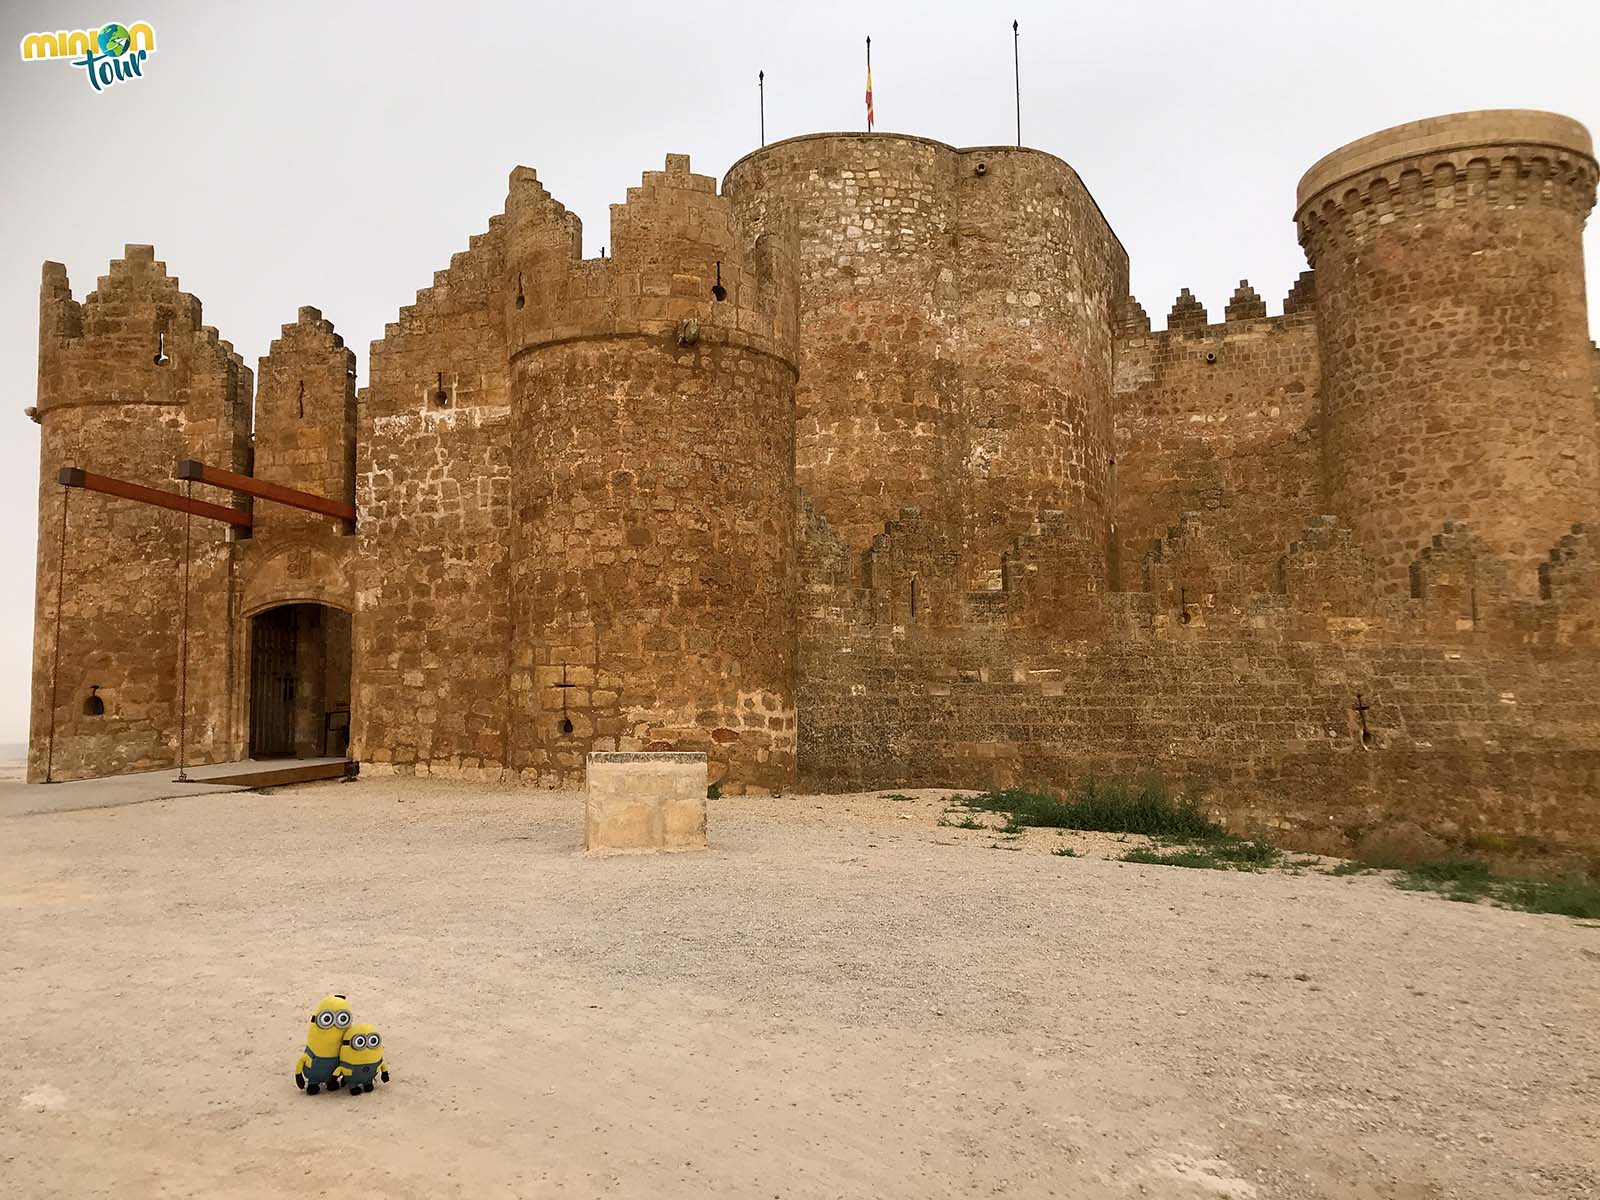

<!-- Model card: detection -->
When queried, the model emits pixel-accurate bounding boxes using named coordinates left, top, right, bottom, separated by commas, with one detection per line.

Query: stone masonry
left=1297, top=111, right=1600, bottom=594
left=25, top=111, right=1600, bottom=866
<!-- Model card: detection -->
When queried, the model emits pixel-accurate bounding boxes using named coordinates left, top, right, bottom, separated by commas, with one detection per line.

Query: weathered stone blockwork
left=723, top=135, right=1128, bottom=587
left=505, top=157, right=799, bottom=792
left=1113, top=278, right=1321, bottom=591
left=796, top=510, right=1600, bottom=866
left=252, top=307, right=356, bottom=540
left=29, top=248, right=250, bottom=781
left=25, top=111, right=1600, bottom=864
left=1298, top=111, right=1600, bottom=593
left=357, top=213, right=512, bottom=779
left=352, top=156, right=799, bottom=791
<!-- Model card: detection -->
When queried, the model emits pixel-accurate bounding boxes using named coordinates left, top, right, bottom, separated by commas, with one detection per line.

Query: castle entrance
left=248, top=603, right=352, bottom=759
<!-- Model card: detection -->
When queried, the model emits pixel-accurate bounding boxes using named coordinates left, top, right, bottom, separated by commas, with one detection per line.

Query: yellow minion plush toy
left=333, top=1024, right=390, bottom=1096
left=294, top=995, right=353, bottom=1095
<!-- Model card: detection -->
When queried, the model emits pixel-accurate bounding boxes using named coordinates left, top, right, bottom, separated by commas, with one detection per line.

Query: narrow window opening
left=297, top=381, right=305, bottom=419
left=432, top=372, right=449, bottom=406
left=559, top=717, right=574, bottom=735
left=711, top=260, right=727, bottom=302
left=515, top=272, right=525, bottom=310
left=1178, top=586, right=1192, bottom=625
left=152, top=330, right=170, bottom=367
left=83, top=685, right=105, bottom=717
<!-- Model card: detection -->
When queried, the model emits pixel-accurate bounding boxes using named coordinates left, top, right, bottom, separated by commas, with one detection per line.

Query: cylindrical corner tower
left=29, top=246, right=251, bottom=782
left=1297, top=110, right=1600, bottom=593
left=723, top=134, right=1127, bottom=584
left=503, top=156, right=799, bottom=794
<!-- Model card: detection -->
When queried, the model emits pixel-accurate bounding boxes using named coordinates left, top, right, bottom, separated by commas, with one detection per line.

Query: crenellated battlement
left=85, top=244, right=186, bottom=304
left=1283, top=270, right=1315, bottom=315
left=1298, top=150, right=1598, bottom=262
left=1223, top=280, right=1266, bottom=322
left=381, top=217, right=506, bottom=343
left=1113, top=272, right=1323, bottom=596
left=1142, top=512, right=1247, bottom=618
left=267, top=305, right=353, bottom=361
left=864, top=507, right=957, bottom=592
left=36, top=246, right=249, bottom=418
left=504, top=154, right=799, bottom=369
left=1117, top=274, right=1317, bottom=342
left=1166, top=287, right=1207, bottom=332
left=1296, top=111, right=1598, bottom=259
left=1117, top=295, right=1150, bottom=337
left=259, top=306, right=358, bottom=401
left=47, top=247, right=198, bottom=347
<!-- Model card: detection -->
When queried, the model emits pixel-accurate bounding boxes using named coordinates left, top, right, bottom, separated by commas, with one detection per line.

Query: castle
left=28, top=109, right=1600, bottom=863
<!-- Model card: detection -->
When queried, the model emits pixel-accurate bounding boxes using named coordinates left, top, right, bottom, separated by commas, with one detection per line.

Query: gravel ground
left=3, top=778, right=1598, bottom=1199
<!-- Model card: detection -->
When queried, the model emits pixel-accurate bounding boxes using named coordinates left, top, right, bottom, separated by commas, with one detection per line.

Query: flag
left=865, top=37, right=874, bottom=131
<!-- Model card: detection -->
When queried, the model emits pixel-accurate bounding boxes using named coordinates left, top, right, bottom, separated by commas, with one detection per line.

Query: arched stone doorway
left=248, top=602, right=352, bottom=759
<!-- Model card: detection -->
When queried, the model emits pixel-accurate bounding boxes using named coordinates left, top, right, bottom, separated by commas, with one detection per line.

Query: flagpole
left=865, top=35, right=873, bottom=132
left=759, top=69, right=765, bottom=146
left=1013, top=19, right=1021, bottom=148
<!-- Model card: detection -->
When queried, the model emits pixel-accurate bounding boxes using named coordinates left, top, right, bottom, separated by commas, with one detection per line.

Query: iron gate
left=249, top=608, right=297, bottom=757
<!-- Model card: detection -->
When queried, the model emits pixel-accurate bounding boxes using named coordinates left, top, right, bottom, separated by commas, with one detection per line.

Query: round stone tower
left=723, top=134, right=1127, bottom=585
left=502, top=157, right=800, bottom=793
left=29, top=246, right=251, bottom=783
left=1297, top=110, right=1600, bottom=594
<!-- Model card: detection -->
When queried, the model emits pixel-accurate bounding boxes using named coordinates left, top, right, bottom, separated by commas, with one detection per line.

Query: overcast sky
left=0, top=1, right=1596, bottom=745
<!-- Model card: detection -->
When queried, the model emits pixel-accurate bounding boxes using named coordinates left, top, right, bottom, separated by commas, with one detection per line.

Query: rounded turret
left=502, top=157, right=800, bottom=792
left=1297, top=110, right=1600, bottom=593
left=723, top=133, right=1127, bottom=585
left=29, top=247, right=250, bottom=781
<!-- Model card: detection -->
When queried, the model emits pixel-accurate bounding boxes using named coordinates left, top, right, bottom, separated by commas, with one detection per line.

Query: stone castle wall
left=24, top=110, right=1600, bottom=862
left=795, top=510, right=1600, bottom=868
left=1113, top=276, right=1321, bottom=592
left=356, top=213, right=514, bottom=778
left=352, top=155, right=799, bottom=791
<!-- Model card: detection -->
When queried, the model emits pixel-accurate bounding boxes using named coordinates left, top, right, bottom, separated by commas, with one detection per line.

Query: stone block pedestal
left=585, top=751, right=708, bottom=852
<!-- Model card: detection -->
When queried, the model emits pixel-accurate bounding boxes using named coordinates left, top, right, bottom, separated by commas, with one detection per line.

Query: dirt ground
left=3, top=779, right=1597, bottom=1199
